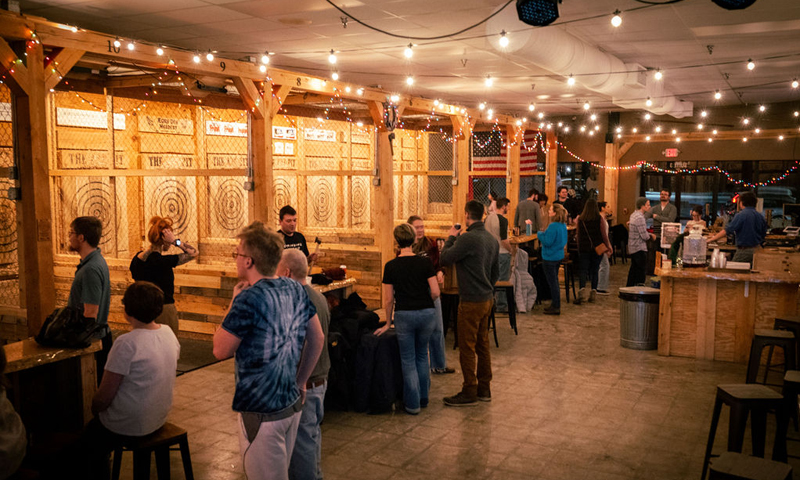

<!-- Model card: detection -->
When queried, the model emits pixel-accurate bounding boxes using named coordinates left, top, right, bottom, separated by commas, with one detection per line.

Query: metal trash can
left=619, top=286, right=661, bottom=350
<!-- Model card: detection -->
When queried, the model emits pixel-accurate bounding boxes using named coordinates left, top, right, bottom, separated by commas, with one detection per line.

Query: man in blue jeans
left=278, top=249, right=329, bottom=480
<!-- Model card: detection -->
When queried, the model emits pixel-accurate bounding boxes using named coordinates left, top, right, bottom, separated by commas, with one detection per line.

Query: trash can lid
left=619, top=286, right=661, bottom=303
left=619, top=286, right=660, bottom=295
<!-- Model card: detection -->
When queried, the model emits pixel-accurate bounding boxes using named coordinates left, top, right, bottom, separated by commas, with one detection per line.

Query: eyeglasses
left=231, top=251, right=251, bottom=260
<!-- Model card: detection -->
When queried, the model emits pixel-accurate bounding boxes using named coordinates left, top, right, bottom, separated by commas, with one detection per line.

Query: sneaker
left=405, top=406, right=420, bottom=415
left=589, top=290, right=597, bottom=303
left=443, top=391, right=478, bottom=407
left=543, top=308, right=560, bottom=315
left=432, top=367, right=456, bottom=374
left=477, top=390, right=491, bottom=402
left=573, top=297, right=583, bottom=305
left=596, top=289, right=611, bottom=296
left=421, top=398, right=429, bottom=408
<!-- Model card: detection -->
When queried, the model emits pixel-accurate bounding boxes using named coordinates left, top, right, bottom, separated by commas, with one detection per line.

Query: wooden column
left=234, top=77, right=272, bottom=225
left=6, top=41, right=56, bottom=335
left=545, top=130, right=558, bottom=202
left=451, top=115, right=472, bottom=224
left=368, top=101, right=395, bottom=300
left=506, top=125, right=521, bottom=213
left=604, top=142, right=619, bottom=220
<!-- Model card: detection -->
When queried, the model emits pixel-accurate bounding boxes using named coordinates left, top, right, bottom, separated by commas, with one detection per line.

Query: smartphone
left=454, top=223, right=461, bottom=230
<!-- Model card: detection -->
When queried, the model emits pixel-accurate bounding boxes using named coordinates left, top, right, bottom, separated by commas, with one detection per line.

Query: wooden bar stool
left=486, top=301, right=500, bottom=348
left=774, top=316, right=800, bottom=366
left=112, top=422, right=194, bottom=480
left=493, top=280, right=518, bottom=335
left=701, top=384, right=788, bottom=480
left=782, top=370, right=800, bottom=431
left=708, top=452, right=792, bottom=480
left=746, top=330, right=796, bottom=385
left=559, top=258, right=576, bottom=302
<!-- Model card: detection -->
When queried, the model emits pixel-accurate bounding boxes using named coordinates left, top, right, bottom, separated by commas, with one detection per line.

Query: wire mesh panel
left=426, top=133, right=453, bottom=218
left=519, top=176, right=545, bottom=201
left=471, top=177, right=506, bottom=204
left=0, top=84, right=19, bottom=309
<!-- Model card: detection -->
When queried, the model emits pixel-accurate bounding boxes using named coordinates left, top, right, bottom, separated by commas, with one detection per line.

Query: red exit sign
left=663, top=148, right=680, bottom=158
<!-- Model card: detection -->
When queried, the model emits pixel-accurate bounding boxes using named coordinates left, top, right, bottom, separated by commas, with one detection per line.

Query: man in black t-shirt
left=279, top=205, right=318, bottom=264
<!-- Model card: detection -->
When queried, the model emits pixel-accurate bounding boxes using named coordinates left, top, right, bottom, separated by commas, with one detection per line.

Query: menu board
left=661, top=222, right=682, bottom=249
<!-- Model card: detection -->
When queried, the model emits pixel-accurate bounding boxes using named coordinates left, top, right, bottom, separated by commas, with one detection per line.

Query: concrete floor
left=125, top=262, right=799, bottom=480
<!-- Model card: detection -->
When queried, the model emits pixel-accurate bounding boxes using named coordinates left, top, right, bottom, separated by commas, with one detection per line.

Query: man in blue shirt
left=707, top=191, right=767, bottom=265
left=67, top=216, right=111, bottom=381
left=213, top=222, right=324, bottom=480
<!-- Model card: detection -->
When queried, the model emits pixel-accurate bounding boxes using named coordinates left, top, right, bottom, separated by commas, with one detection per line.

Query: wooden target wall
left=0, top=84, right=20, bottom=311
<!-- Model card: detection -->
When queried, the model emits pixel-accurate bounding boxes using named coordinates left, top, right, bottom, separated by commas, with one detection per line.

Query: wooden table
left=655, top=267, right=800, bottom=362
left=314, top=277, right=356, bottom=299
left=4, top=338, right=101, bottom=432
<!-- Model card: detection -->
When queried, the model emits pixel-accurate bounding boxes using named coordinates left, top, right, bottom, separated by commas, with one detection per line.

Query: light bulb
left=528, top=103, right=535, bottom=112
left=498, top=31, right=509, bottom=48
left=779, top=135, right=784, bottom=140
left=206, top=52, right=214, bottom=61
left=567, top=75, right=575, bottom=86
left=71, top=26, right=78, bottom=32
left=632, top=127, right=638, bottom=133
left=317, top=117, right=324, bottom=123
left=676, top=138, right=681, bottom=143
left=328, top=50, right=337, bottom=64
left=113, top=38, right=121, bottom=48
left=611, top=10, right=622, bottom=28
left=590, top=114, right=597, bottom=121
left=404, top=44, right=413, bottom=59
left=583, top=102, right=590, bottom=110
left=645, top=136, right=651, bottom=141
left=406, top=76, right=414, bottom=85
left=712, top=129, right=718, bottom=135
left=516, top=120, right=522, bottom=126
left=259, top=65, right=267, bottom=73
left=671, top=129, right=677, bottom=134
left=793, top=79, right=799, bottom=89
left=193, top=54, right=200, bottom=63
left=156, top=47, right=164, bottom=56
left=697, top=124, right=704, bottom=129
left=644, top=113, right=651, bottom=120
left=646, top=97, right=652, bottom=107
left=589, top=130, right=594, bottom=136
left=795, top=111, right=799, bottom=117
left=746, top=59, right=755, bottom=70
left=127, top=41, right=135, bottom=51
left=487, top=109, right=494, bottom=116
left=390, top=94, right=400, bottom=103
left=742, top=137, right=747, bottom=142
left=616, top=127, right=622, bottom=133
left=759, top=105, right=766, bottom=112
left=617, top=133, right=621, bottom=138
left=594, top=125, right=600, bottom=131
left=655, top=126, right=661, bottom=132
left=708, top=138, right=713, bottom=142
left=580, top=126, right=586, bottom=132
left=564, top=126, right=570, bottom=132
left=654, top=70, right=663, bottom=81
left=755, top=128, right=761, bottom=134
left=357, top=88, right=364, bottom=95
left=356, top=121, right=364, bottom=127
left=332, top=72, right=339, bottom=81
left=557, top=122, right=563, bottom=127
left=345, top=86, right=351, bottom=93
left=714, top=90, right=722, bottom=100
left=479, top=102, right=486, bottom=110
left=537, top=112, right=545, bottom=119
left=701, top=110, right=708, bottom=117
left=485, top=75, right=493, bottom=87
left=743, top=118, right=750, bottom=125
left=434, top=100, right=440, bottom=106
left=261, top=53, right=270, bottom=65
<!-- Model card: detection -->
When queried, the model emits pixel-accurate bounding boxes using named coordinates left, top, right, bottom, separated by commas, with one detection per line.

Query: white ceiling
left=16, top=0, right=800, bottom=118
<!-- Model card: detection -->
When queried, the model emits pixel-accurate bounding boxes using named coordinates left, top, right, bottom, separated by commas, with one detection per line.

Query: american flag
left=471, top=130, right=539, bottom=172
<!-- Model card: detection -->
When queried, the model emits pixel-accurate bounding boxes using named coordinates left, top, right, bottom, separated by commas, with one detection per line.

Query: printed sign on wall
left=208, top=154, right=247, bottom=169
left=58, top=150, right=119, bottom=169
left=143, top=154, right=195, bottom=169
left=138, top=115, right=194, bottom=135
left=56, top=108, right=125, bottom=130
left=206, top=121, right=248, bottom=137
left=273, top=126, right=297, bottom=140
left=304, top=128, right=337, bottom=142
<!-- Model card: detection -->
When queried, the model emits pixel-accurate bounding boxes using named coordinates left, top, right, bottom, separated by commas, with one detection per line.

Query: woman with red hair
left=129, top=216, right=198, bottom=334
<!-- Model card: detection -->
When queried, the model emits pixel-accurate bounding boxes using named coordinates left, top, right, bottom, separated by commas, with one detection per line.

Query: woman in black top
left=130, top=216, right=198, bottom=334
left=574, top=198, right=604, bottom=305
left=376, top=223, right=440, bottom=414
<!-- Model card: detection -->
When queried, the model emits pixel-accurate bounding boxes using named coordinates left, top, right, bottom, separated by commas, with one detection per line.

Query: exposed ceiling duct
left=487, top=5, right=693, bottom=118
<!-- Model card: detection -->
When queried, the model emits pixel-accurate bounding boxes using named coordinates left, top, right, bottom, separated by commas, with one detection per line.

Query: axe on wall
left=309, top=237, right=322, bottom=269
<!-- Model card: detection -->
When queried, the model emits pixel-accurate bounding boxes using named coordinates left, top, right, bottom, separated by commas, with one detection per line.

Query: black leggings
left=626, top=251, right=648, bottom=286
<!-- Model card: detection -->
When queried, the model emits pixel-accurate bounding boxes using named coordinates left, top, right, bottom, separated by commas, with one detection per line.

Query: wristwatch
left=174, top=239, right=182, bottom=246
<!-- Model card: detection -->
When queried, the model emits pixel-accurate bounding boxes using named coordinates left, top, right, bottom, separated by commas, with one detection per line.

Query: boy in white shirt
left=79, top=281, right=180, bottom=479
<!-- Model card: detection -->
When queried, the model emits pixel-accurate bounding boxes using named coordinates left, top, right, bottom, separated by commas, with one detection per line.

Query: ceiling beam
left=0, top=37, right=29, bottom=94
left=232, top=77, right=266, bottom=119
left=44, top=47, right=83, bottom=90
left=106, top=74, right=180, bottom=89
left=621, top=128, right=799, bottom=143
left=271, top=84, right=292, bottom=118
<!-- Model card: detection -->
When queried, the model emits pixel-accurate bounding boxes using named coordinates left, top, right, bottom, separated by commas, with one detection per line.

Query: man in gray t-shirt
left=513, top=188, right=542, bottom=233
left=67, top=216, right=111, bottom=381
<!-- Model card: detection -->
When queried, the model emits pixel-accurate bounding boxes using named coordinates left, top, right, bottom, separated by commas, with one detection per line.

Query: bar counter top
left=655, top=267, right=800, bottom=284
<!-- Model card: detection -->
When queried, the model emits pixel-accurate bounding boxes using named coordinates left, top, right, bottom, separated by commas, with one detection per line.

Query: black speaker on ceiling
left=516, top=0, right=562, bottom=27
left=711, top=0, right=757, bottom=9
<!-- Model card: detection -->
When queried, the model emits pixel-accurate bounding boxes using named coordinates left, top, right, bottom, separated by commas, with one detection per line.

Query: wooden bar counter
left=656, top=266, right=800, bottom=362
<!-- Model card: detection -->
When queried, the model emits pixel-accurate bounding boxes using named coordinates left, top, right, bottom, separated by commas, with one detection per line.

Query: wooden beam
left=232, top=77, right=266, bottom=119
left=545, top=131, right=558, bottom=203
left=451, top=115, right=475, bottom=140
left=621, top=128, right=799, bottom=143
left=15, top=42, right=55, bottom=335
left=105, top=74, right=180, bottom=89
left=0, top=37, right=30, bottom=94
left=372, top=130, right=394, bottom=305
left=248, top=93, right=273, bottom=224
left=44, top=47, right=83, bottom=90
left=368, top=101, right=387, bottom=131
left=603, top=142, right=619, bottom=221
left=507, top=124, right=521, bottom=212
left=271, top=85, right=292, bottom=118
left=453, top=136, right=471, bottom=225
left=618, top=141, right=634, bottom=158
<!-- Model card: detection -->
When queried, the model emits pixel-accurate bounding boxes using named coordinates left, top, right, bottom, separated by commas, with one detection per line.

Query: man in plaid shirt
left=627, top=197, right=656, bottom=286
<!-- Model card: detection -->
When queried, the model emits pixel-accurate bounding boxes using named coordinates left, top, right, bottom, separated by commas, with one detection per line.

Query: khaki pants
left=457, top=300, right=494, bottom=396
left=155, top=303, right=179, bottom=335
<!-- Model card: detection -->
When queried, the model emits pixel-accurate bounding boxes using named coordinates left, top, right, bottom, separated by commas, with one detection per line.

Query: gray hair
left=280, top=249, right=308, bottom=280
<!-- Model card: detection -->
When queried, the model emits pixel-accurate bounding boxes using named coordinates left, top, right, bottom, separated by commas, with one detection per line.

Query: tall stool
left=486, top=302, right=500, bottom=348
left=112, top=422, right=194, bottom=480
left=746, top=330, right=796, bottom=385
left=774, top=316, right=800, bottom=366
left=493, top=280, right=518, bottom=335
left=701, top=384, right=788, bottom=480
left=782, top=370, right=800, bottom=431
left=559, top=258, right=576, bottom=302
left=708, top=452, right=792, bottom=480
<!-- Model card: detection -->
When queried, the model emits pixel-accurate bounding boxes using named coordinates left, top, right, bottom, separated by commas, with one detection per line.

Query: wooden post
left=10, top=42, right=56, bottom=335
left=234, top=77, right=272, bottom=225
left=506, top=125, right=521, bottom=215
left=545, top=130, right=558, bottom=202
left=604, top=142, right=619, bottom=220
left=368, top=101, right=394, bottom=302
left=451, top=115, right=472, bottom=224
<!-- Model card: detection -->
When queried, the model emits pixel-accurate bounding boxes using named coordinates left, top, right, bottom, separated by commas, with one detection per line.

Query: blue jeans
left=394, top=308, right=436, bottom=412
left=597, top=254, right=610, bottom=291
left=542, top=260, right=561, bottom=310
left=289, top=382, right=326, bottom=480
left=578, top=251, right=602, bottom=290
left=495, top=253, right=511, bottom=311
left=428, top=297, right=447, bottom=370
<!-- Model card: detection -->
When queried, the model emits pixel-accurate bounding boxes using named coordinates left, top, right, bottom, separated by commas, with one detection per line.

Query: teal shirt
left=67, top=248, right=111, bottom=337
left=538, top=223, right=568, bottom=261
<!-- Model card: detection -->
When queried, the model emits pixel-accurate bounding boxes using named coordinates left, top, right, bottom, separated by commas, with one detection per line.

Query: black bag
left=35, top=306, right=103, bottom=348
left=354, top=330, right=403, bottom=414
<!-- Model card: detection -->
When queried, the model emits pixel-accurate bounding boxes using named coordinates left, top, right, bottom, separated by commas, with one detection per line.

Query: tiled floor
left=124, top=263, right=800, bottom=480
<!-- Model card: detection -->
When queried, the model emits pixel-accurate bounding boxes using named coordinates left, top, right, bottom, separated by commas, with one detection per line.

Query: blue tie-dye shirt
left=222, top=277, right=316, bottom=414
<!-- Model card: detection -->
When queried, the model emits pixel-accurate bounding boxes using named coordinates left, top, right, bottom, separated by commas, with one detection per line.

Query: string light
left=406, top=75, right=414, bottom=85
left=697, top=123, right=704, bottom=129
left=498, top=31, right=509, bottom=48
left=590, top=113, right=597, bottom=121
left=192, top=53, right=200, bottom=63
left=701, top=110, right=708, bottom=117
left=156, top=47, right=164, bottom=56
left=537, top=112, right=545, bottom=119
left=759, top=105, right=766, bottom=112
left=390, top=94, right=400, bottom=103
left=567, top=75, right=575, bottom=86
left=654, top=69, right=663, bottom=81
left=655, top=126, right=661, bottom=132
left=260, top=64, right=267, bottom=73
left=611, top=10, right=622, bottom=27
left=714, top=90, right=722, bottom=100
left=485, top=75, right=493, bottom=87
left=332, top=72, right=339, bottom=81
left=206, top=51, right=214, bottom=61
left=743, top=118, right=750, bottom=125
left=644, top=113, right=651, bottom=120
left=127, top=41, right=135, bottom=51
left=746, top=59, right=755, bottom=70
left=404, top=43, right=413, bottom=58
left=528, top=103, right=535, bottom=112
left=671, top=129, right=677, bottom=134
left=328, top=50, right=337, bottom=64
left=793, top=79, right=799, bottom=89
left=479, top=102, right=486, bottom=110
left=646, top=97, right=652, bottom=107
left=583, top=101, right=590, bottom=110
left=261, top=53, right=271, bottom=64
